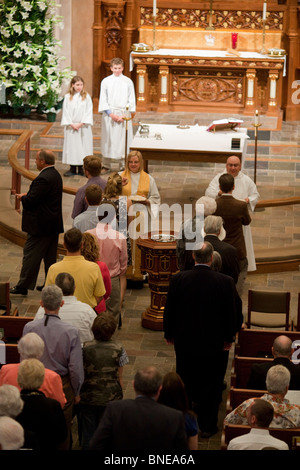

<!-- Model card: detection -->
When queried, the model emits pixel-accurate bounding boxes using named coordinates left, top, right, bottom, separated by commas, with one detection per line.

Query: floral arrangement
left=0, top=0, right=75, bottom=115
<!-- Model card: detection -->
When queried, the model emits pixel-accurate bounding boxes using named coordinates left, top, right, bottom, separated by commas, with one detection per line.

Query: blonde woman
left=61, top=75, right=93, bottom=177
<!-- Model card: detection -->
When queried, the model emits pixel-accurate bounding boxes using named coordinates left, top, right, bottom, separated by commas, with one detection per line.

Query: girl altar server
left=61, top=76, right=93, bottom=177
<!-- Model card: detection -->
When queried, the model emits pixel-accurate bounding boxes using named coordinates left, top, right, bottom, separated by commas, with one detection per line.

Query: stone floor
left=0, top=110, right=300, bottom=450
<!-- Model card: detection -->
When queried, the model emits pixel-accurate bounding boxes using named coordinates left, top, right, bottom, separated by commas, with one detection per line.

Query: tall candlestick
left=153, top=0, right=156, bottom=17
left=262, top=1, right=267, bottom=21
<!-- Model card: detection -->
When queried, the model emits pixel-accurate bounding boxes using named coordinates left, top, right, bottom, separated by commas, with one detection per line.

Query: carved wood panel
left=171, top=69, right=244, bottom=104
left=140, top=7, right=284, bottom=30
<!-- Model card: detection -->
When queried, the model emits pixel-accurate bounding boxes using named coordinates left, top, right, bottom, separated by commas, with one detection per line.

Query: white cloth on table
left=61, top=92, right=93, bottom=166
left=99, top=74, right=136, bottom=164
left=205, top=171, right=260, bottom=271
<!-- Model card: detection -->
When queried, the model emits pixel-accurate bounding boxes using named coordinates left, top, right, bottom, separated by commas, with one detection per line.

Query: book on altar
left=206, top=118, right=243, bottom=132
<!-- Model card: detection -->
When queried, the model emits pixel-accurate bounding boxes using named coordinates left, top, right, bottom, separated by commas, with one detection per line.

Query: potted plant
left=0, top=0, right=75, bottom=118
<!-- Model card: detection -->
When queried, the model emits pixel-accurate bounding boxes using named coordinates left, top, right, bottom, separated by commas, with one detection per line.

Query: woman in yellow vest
left=121, top=150, right=160, bottom=210
left=121, top=150, right=161, bottom=282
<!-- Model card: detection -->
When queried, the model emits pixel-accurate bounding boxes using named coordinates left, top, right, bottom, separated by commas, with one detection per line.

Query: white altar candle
left=262, top=1, right=267, bottom=21
left=255, top=110, right=259, bottom=126
left=153, top=0, right=157, bottom=17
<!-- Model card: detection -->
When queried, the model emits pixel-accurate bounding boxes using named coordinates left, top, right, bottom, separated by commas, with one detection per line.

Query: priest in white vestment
left=205, top=155, right=259, bottom=271
left=99, top=58, right=136, bottom=172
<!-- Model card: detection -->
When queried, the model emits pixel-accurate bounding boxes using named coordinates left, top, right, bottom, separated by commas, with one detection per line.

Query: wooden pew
left=0, top=316, right=34, bottom=342
left=226, top=387, right=266, bottom=415
left=0, top=343, right=20, bottom=366
left=231, top=355, right=273, bottom=389
left=235, top=329, right=300, bottom=358
left=221, top=423, right=300, bottom=450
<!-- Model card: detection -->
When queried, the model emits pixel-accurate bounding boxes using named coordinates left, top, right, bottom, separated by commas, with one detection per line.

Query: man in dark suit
left=247, top=335, right=300, bottom=390
left=164, top=241, right=243, bottom=438
left=89, top=366, right=188, bottom=451
left=204, top=215, right=240, bottom=284
left=10, top=150, right=63, bottom=295
left=214, top=173, right=251, bottom=296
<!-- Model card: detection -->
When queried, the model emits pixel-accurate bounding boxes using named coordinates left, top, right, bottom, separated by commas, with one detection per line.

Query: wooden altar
left=90, top=1, right=300, bottom=121
left=131, top=49, right=286, bottom=118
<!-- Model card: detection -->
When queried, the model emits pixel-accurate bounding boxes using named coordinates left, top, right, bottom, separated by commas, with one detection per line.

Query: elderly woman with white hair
left=176, top=195, right=217, bottom=271
left=0, top=384, right=24, bottom=418
left=0, top=332, right=66, bottom=408
left=0, top=416, right=24, bottom=450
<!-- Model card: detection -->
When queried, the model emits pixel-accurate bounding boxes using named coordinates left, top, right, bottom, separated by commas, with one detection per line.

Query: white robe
left=99, top=74, right=136, bottom=164
left=61, top=92, right=93, bottom=165
left=205, top=171, right=260, bottom=271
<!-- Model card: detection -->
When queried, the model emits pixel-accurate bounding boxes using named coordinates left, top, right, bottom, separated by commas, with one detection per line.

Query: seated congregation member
left=176, top=196, right=217, bottom=271
left=214, top=173, right=251, bottom=296
left=158, top=372, right=199, bottom=450
left=81, top=233, right=112, bottom=314
left=45, top=227, right=106, bottom=309
left=227, top=399, right=289, bottom=451
left=224, top=365, right=300, bottom=428
left=204, top=215, right=240, bottom=284
left=89, top=366, right=188, bottom=451
left=0, top=416, right=24, bottom=451
left=23, top=285, right=84, bottom=449
left=72, top=155, right=106, bottom=219
left=0, top=332, right=66, bottom=408
left=86, top=201, right=128, bottom=325
left=35, top=273, right=96, bottom=344
left=16, top=359, right=67, bottom=450
left=73, top=184, right=103, bottom=232
left=79, top=312, right=129, bottom=450
left=247, top=335, right=300, bottom=391
left=0, top=384, right=24, bottom=418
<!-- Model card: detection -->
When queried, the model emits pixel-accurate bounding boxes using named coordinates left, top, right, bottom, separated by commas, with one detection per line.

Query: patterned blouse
left=224, top=393, right=300, bottom=428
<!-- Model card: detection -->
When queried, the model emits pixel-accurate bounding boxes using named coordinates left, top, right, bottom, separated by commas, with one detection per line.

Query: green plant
left=0, top=0, right=75, bottom=112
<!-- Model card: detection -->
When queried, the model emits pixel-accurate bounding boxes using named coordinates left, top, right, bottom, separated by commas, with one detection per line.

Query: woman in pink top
left=81, top=232, right=112, bottom=314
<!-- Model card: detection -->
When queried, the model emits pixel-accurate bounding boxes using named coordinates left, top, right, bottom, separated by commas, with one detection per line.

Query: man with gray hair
left=225, top=365, right=300, bottom=428
left=164, top=241, right=243, bottom=438
left=0, top=416, right=24, bottom=450
left=0, top=333, right=66, bottom=407
left=204, top=215, right=240, bottom=284
left=176, top=195, right=217, bottom=271
left=90, top=365, right=188, bottom=451
left=22, top=284, right=84, bottom=449
left=35, top=272, right=96, bottom=344
left=248, top=335, right=300, bottom=391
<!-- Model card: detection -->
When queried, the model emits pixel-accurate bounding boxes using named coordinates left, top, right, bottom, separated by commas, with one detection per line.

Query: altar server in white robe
left=205, top=155, right=259, bottom=271
left=61, top=76, right=93, bottom=177
left=99, top=58, right=136, bottom=173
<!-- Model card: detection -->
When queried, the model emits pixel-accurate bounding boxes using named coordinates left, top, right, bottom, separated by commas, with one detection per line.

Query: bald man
left=205, top=155, right=259, bottom=272
left=247, top=335, right=300, bottom=390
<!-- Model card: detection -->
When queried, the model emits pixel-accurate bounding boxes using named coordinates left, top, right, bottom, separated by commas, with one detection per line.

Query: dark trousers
left=17, top=233, right=58, bottom=290
left=78, top=404, right=106, bottom=450
left=176, top=352, right=224, bottom=433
